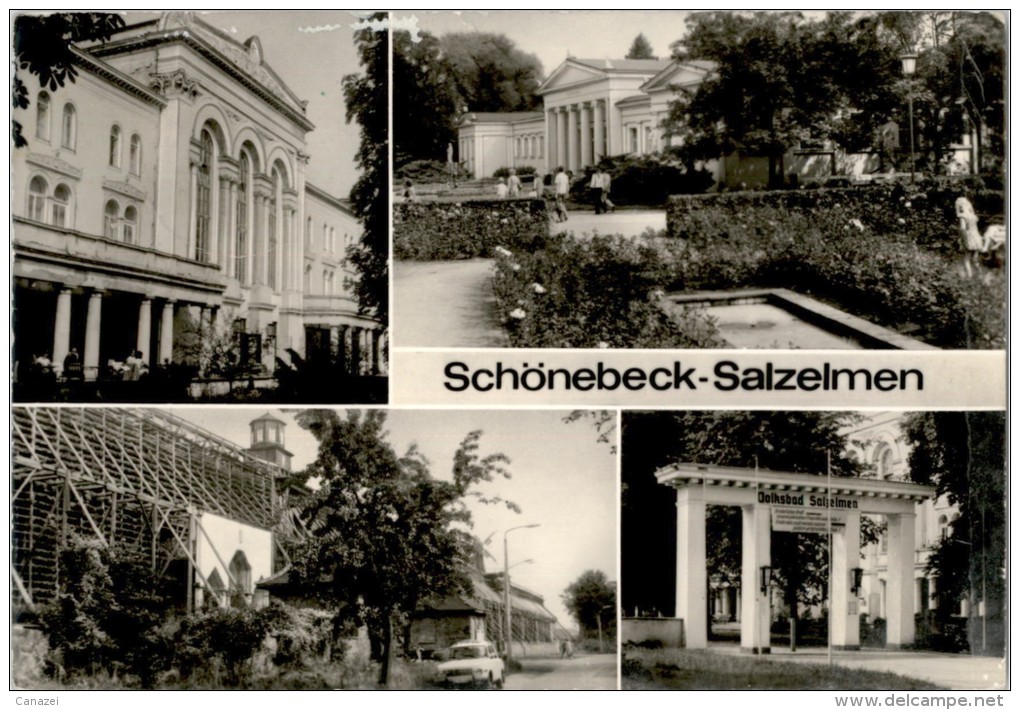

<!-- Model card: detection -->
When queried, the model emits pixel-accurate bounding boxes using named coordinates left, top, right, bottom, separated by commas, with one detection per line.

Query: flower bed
left=491, top=233, right=724, bottom=349
left=394, top=199, right=549, bottom=260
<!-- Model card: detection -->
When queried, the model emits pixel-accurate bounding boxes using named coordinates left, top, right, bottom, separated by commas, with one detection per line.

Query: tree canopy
left=626, top=33, right=657, bottom=60
left=562, top=569, right=616, bottom=639
left=290, top=409, right=516, bottom=685
left=440, top=32, right=543, bottom=113
left=342, top=14, right=389, bottom=324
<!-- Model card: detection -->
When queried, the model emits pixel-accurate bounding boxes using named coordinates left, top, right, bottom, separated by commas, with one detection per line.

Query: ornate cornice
left=102, top=179, right=146, bottom=202
left=69, top=48, right=166, bottom=108
left=26, top=153, right=83, bottom=180
left=150, top=69, right=201, bottom=100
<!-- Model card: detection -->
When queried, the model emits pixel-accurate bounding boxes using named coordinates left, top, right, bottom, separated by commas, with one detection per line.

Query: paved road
left=503, top=654, right=617, bottom=690
left=551, top=209, right=667, bottom=238
left=392, top=258, right=506, bottom=348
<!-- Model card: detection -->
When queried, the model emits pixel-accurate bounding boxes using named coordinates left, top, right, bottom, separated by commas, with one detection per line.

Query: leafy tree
left=393, top=29, right=461, bottom=166
left=290, top=409, right=517, bottom=685
left=626, top=33, right=657, bottom=60
left=562, top=569, right=616, bottom=640
left=440, top=32, right=543, bottom=112
left=903, top=411, right=1005, bottom=653
left=621, top=411, right=873, bottom=640
left=12, top=12, right=124, bottom=148
left=343, top=13, right=389, bottom=325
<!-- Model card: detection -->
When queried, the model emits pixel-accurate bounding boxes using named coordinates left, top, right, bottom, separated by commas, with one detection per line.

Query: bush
left=570, top=153, right=714, bottom=206
left=666, top=186, right=1005, bottom=348
left=395, top=159, right=465, bottom=184
left=491, top=232, right=724, bottom=348
left=492, top=165, right=537, bottom=178
left=394, top=199, right=550, bottom=260
left=174, top=606, right=269, bottom=687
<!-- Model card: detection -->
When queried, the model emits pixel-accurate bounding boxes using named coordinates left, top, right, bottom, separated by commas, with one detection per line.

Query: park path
left=392, top=258, right=506, bottom=348
left=393, top=209, right=666, bottom=348
left=504, top=654, right=617, bottom=690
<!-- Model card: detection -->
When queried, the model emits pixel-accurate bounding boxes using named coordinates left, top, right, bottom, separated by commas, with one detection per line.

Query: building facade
left=12, top=12, right=384, bottom=388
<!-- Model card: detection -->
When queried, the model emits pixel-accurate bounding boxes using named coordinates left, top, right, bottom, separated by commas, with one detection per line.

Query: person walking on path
left=507, top=168, right=522, bottom=198
left=554, top=166, right=570, bottom=222
left=599, top=167, right=615, bottom=212
left=495, top=177, right=509, bottom=199
left=589, top=169, right=605, bottom=214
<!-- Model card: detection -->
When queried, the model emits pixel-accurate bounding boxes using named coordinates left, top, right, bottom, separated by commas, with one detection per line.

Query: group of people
left=545, top=165, right=615, bottom=222
left=495, top=168, right=524, bottom=199
left=955, top=195, right=1007, bottom=278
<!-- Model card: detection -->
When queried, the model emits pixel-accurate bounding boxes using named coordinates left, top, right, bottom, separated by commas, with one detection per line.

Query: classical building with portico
left=12, top=12, right=384, bottom=391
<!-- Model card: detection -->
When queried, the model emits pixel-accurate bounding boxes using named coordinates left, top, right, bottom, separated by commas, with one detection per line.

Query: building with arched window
left=13, top=12, right=385, bottom=395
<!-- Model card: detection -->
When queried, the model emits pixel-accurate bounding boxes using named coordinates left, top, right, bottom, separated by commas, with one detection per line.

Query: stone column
left=556, top=108, right=568, bottom=170
left=209, top=161, right=219, bottom=266
left=52, top=287, right=73, bottom=376
left=188, top=161, right=198, bottom=260
left=372, top=330, right=382, bottom=376
left=566, top=105, right=579, bottom=172
left=83, top=290, right=103, bottom=381
left=136, top=298, right=152, bottom=363
left=338, top=325, right=349, bottom=374
left=593, top=100, right=606, bottom=162
left=218, top=176, right=231, bottom=268
left=676, top=485, right=707, bottom=649
left=256, top=192, right=270, bottom=285
left=886, top=512, right=917, bottom=648
left=579, top=102, right=592, bottom=168
left=740, top=503, right=771, bottom=653
left=225, top=179, right=237, bottom=279
left=831, top=511, right=862, bottom=650
left=350, top=327, right=362, bottom=376
left=158, top=300, right=175, bottom=366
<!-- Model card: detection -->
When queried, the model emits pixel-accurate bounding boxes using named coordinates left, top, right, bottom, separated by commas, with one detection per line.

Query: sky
left=123, top=10, right=372, bottom=198
left=404, top=10, right=696, bottom=79
left=173, top=407, right=618, bottom=631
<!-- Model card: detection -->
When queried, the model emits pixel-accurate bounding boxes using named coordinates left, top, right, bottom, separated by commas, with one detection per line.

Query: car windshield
left=449, top=646, right=486, bottom=660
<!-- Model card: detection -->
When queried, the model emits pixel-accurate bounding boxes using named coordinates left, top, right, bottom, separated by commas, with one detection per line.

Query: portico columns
left=52, top=288, right=73, bottom=376
left=158, top=300, right=175, bottom=366
left=886, top=512, right=917, bottom=648
left=556, top=108, right=568, bottom=170
left=83, top=290, right=104, bottom=381
left=579, top=102, right=592, bottom=168
left=566, top=106, right=579, bottom=172
left=136, top=298, right=152, bottom=362
left=593, top=100, right=606, bottom=162
left=831, top=511, right=862, bottom=649
left=676, top=485, right=707, bottom=649
left=350, top=327, right=362, bottom=376
left=740, top=503, right=772, bottom=653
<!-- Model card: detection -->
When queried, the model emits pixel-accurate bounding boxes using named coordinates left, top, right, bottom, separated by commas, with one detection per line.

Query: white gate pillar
left=886, top=512, right=917, bottom=647
left=740, top=503, right=771, bottom=653
left=832, top=511, right=862, bottom=649
left=676, top=485, right=707, bottom=649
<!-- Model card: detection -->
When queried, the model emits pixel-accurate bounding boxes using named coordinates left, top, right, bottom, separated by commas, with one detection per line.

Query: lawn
left=622, top=648, right=944, bottom=690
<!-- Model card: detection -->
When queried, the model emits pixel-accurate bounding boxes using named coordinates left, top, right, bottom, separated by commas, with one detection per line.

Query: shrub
left=174, top=606, right=270, bottom=687
left=394, top=199, right=550, bottom=260
left=491, top=232, right=724, bottom=348
left=570, top=153, right=714, bottom=206
left=492, top=165, right=537, bottom=178
left=395, top=159, right=465, bottom=184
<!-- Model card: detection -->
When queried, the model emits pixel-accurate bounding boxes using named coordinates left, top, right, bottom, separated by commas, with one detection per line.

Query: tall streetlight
left=900, top=52, right=919, bottom=184
left=504, top=523, right=540, bottom=664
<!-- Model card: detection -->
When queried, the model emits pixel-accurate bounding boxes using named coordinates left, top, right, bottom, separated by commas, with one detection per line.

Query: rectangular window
left=629, top=127, right=639, bottom=154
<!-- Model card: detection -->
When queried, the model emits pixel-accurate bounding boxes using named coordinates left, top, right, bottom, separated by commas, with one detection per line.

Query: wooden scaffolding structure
left=12, top=407, right=284, bottom=615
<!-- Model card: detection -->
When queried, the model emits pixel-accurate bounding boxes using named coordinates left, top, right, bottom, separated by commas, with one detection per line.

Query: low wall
left=622, top=618, right=685, bottom=648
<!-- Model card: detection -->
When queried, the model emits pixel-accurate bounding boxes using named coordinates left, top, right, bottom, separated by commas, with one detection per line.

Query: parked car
left=434, top=640, right=505, bottom=689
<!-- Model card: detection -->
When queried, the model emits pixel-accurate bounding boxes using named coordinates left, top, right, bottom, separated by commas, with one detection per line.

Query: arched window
left=235, top=152, right=250, bottom=283
left=330, top=227, right=336, bottom=253
left=228, top=551, right=252, bottom=595
left=303, top=263, right=311, bottom=293
left=123, top=205, right=138, bottom=244
left=195, top=131, right=212, bottom=262
left=938, top=515, right=949, bottom=540
left=322, top=224, right=328, bottom=252
left=104, top=200, right=120, bottom=239
left=51, top=184, right=70, bottom=227
left=322, top=269, right=328, bottom=295
left=109, top=125, right=121, bottom=167
left=874, top=443, right=895, bottom=480
left=61, top=104, right=76, bottom=150
left=305, top=217, right=312, bottom=249
left=129, top=134, right=142, bottom=175
left=28, top=176, right=48, bottom=221
left=36, top=92, right=50, bottom=140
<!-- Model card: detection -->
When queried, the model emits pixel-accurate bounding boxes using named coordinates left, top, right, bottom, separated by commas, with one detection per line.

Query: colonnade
left=546, top=99, right=608, bottom=173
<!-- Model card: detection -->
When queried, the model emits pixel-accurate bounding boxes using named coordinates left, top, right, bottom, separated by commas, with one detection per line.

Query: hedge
left=394, top=199, right=549, bottom=260
left=667, top=182, right=1004, bottom=258
left=491, top=233, right=724, bottom=349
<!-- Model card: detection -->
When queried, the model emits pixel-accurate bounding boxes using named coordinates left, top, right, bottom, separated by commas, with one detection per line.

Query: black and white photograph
left=392, top=10, right=1005, bottom=351
left=12, top=11, right=389, bottom=403
left=620, top=410, right=1006, bottom=690
left=11, top=406, right=617, bottom=690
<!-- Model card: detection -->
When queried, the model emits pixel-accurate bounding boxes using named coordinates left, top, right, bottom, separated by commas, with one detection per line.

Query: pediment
left=538, top=60, right=607, bottom=94
left=642, top=61, right=714, bottom=94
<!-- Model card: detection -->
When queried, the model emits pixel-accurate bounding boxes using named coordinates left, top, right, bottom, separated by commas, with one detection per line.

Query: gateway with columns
left=657, top=463, right=935, bottom=652
left=13, top=12, right=385, bottom=389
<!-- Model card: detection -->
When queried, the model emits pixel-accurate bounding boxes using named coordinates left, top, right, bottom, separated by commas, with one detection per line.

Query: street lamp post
left=504, top=524, right=540, bottom=665
left=900, top=52, right=919, bottom=184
